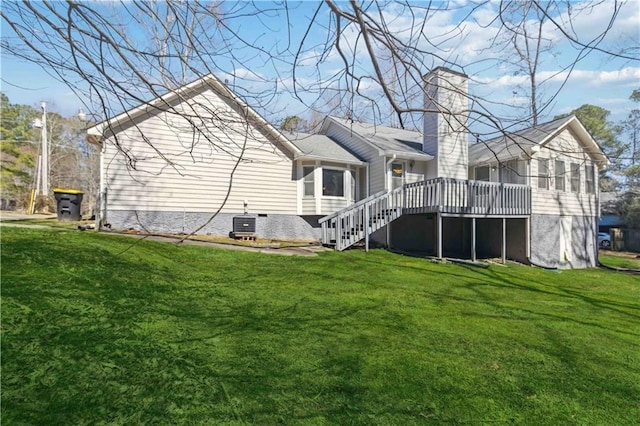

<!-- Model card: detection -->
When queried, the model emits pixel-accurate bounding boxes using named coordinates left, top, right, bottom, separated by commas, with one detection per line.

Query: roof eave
left=565, top=117, right=609, bottom=169
left=294, top=153, right=366, bottom=166
left=382, top=150, right=433, bottom=161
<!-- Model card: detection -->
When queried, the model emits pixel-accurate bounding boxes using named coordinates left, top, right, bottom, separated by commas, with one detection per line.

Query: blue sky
left=1, top=1, right=639, bottom=132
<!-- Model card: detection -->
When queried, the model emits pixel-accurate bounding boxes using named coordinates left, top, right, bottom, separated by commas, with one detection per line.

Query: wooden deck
left=319, top=178, right=531, bottom=250
left=403, top=178, right=531, bottom=216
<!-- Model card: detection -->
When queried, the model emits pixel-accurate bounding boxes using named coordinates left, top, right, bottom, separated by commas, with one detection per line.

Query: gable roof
left=468, top=115, right=608, bottom=168
left=323, top=116, right=433, bottom=161
left=287, top=132, right=366, bottom=166
left=86, top=74, right=301, bottom=156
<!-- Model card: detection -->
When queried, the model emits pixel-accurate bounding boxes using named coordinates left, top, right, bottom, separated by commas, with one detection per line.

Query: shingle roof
left=328, top=116, right=433, bottom=160
left=468, top=116, right=574, bottom=164
left=287, top=132, right=365, bottom=165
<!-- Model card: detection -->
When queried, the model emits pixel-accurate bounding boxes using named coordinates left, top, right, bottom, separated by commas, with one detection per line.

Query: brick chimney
left=422, top=67, right=469, bottom=180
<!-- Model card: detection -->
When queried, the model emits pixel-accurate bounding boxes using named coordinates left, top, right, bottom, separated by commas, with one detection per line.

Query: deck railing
left=320, top=178, right=530, bottom=250
left=404, top=178, right=531, bottom=215
left=318, top=188, right=403, bottom=251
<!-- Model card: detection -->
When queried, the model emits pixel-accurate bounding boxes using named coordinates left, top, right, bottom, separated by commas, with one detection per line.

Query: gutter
left=294, top=153, right=367, bottom=167
left=382, top=150, right=433, bottom=162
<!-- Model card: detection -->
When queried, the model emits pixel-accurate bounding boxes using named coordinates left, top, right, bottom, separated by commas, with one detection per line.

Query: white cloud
left=477, top=67, right=640, bottom=88
left=549, top=1, right=640, bottom=46
left=543, top=67, right=640, bottom=87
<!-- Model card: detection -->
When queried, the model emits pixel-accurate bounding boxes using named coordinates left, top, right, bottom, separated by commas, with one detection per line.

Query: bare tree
left=494, top=0, right=555, bottom=125
left=47, top=113, right=100, bottom=215
left=1, top=1, right=636, bottom=226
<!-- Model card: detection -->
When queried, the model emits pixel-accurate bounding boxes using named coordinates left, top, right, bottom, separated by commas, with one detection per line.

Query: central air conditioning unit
left=231, top=215, right=257, bottom=239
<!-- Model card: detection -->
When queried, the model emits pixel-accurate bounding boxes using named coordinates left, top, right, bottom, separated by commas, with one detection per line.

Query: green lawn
left=599, top=252, right=640, bottom=270
left=2, top=227, right=639, bottom=425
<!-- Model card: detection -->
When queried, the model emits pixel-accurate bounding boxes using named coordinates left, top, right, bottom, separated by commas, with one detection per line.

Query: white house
left=87, top=68, right=607, bottom=268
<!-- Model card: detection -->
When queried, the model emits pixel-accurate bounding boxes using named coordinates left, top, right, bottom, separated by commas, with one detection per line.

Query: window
left=555, top=160, right=565, bottom=191
left=303, top=166, right=314, bottom=197
left=475, top=166, right=490, bottom=181
left=586, top=165, right=595, bottom=194
left=501, top=160, right=526, bottom=184
left=570, top=163, right=580, bottom=193
left=323, top=169, right=344, bottom=197
left=537, top=159, right=549, bottom=189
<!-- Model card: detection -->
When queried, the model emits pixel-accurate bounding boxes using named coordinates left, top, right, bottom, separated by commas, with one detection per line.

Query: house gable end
left=537, top=117, right=607, bottom=169
left=87, top=74, right=301, bottom=158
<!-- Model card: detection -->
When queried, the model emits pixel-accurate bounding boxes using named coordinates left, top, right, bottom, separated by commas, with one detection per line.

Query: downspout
left=365, top=163, right=370, bottom=198
left=385, top=154, right=397, bottom=248
left=364, top=162, right=371, bottom=252
left=98, top=139, right=106, bottom=229
left=595, top=165, right=601, bottom=267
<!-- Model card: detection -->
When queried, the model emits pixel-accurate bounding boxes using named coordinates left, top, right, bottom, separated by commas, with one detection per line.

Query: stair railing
left=319, top=187, right=404, bottom=250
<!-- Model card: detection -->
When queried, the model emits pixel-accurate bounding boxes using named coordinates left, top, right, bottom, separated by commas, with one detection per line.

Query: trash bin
left=53, top=188, right=84, bottom=221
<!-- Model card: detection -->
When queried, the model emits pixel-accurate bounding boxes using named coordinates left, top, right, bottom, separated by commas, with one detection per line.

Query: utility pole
left=40, top=101, right=49, bottom=195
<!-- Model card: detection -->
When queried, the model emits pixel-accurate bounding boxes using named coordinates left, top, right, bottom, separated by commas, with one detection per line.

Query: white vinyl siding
left=423, top=70, right=468, bottom=180
left=320, top=197, right=350, bottom=214
left=358, top=168, right=367, bottom=199
left=530, top=128, right=598, bottom=216
left=301, top=198, right=316, bottom=215
left=405, top=161, right=427, bottom=184
left=104, top=88, right=297, bottom=214
left=369, top=156, right=387, bottom=194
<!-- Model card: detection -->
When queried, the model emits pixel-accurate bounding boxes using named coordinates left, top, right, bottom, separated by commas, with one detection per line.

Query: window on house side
left=303, top=166, right=314, bottom=197
left=501, top=160, right=526, bottom=185
left=555, top=160, right=565, bottom=191
left=475, top=166, right=490, bottom=181
left=571, top=163, right=580, bottom=193
left=586, top=165, right=595, bottom=194
left=323, top=169, right=344, bottom=197
left=537, top=159, right=549, bottom=189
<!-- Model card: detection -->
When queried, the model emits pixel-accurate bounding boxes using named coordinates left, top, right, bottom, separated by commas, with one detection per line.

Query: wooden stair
left=319, top=188, right=404, bottom=251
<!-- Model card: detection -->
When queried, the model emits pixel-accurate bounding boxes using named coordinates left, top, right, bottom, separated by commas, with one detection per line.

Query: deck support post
left=502, top=217, right=507, bottom=264
left=471, top=217, right=477, bottom=262
left=386, top=222, right=391, bottom=249
left=365, top=206, right=370, bottom=252
left=525, top=216, right=530, bottom=260
left=437, top=213, right=443, bottom=259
